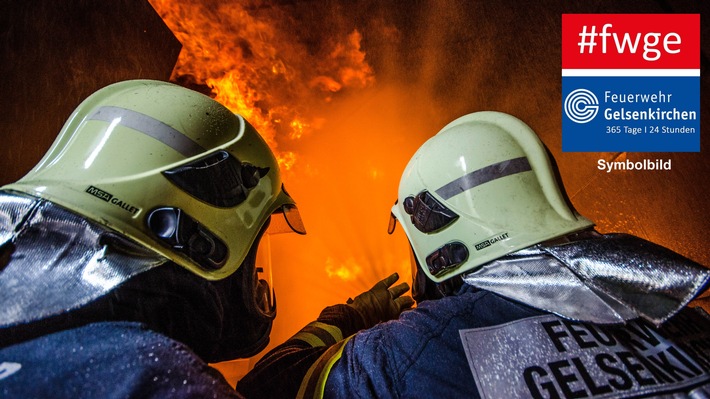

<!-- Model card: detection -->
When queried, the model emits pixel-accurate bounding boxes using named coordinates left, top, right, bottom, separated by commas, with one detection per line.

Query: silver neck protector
left=463, top=232, right=709, bottom=326
left=0, top=191, right=167, bottom=328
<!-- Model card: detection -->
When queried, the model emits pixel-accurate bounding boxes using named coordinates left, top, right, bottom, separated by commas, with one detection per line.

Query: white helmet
left=389, top=111, right=593, bottom=282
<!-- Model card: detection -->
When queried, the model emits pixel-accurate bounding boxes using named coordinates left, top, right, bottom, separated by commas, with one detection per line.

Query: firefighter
left=0, top=80, right=306, bottom=398
left=237, top=111, right=710, bottom=399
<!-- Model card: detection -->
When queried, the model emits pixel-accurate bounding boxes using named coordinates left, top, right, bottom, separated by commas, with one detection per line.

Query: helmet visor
left=267, top=203, right=306, bottom=235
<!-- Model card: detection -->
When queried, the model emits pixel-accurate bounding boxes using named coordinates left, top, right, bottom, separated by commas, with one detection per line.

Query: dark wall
left=0, top=0, right=180, bottom=184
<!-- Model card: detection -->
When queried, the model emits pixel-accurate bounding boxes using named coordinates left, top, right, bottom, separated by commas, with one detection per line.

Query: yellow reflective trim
left=292, top=322, right=343, bottom=348
left=310, top=321, right=343, bottom=342
left=296, top=335, right=353, bottom=399
left=292, top=332, right=326, bottom=347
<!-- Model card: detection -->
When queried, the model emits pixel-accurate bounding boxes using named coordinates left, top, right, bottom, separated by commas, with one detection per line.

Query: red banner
left=562, top=14, right=699, bottom=70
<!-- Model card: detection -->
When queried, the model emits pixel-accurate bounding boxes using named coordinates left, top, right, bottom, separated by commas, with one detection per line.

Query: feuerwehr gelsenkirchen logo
left=564, top=88, right=599, bottom=124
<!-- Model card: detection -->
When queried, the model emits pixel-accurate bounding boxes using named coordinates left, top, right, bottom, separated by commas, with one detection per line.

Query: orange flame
left=148, top=0, right=374, bottom=171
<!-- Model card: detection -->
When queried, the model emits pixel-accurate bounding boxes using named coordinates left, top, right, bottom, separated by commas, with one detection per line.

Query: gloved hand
left=346, top=272, right=415, bottom=329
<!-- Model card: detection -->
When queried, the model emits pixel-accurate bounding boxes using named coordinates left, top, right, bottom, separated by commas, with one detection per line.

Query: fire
left=288, top=119, right=306, bottom=140
left=325, top=257, right=363, bottom=282
left=147, top=0, right=375, bottom=169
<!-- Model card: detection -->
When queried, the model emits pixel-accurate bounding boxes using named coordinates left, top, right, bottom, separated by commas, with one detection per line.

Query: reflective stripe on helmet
left=88, top=106, right=205, bottom=157
left=435, top=156, right=532, bottom=200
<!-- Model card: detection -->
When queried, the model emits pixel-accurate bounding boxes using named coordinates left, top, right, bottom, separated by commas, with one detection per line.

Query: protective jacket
left=0, top=322, right=243, bottom=399
left=238, top=234, right=710, bottom=399
left=240, top=287, right=710, bottom=399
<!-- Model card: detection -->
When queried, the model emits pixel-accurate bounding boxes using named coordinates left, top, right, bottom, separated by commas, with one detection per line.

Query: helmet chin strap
left=239, top=217, right=277, bottom=322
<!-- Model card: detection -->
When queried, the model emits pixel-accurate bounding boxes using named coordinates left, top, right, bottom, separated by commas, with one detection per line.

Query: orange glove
left=347, top=272, right=415, bottom=328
